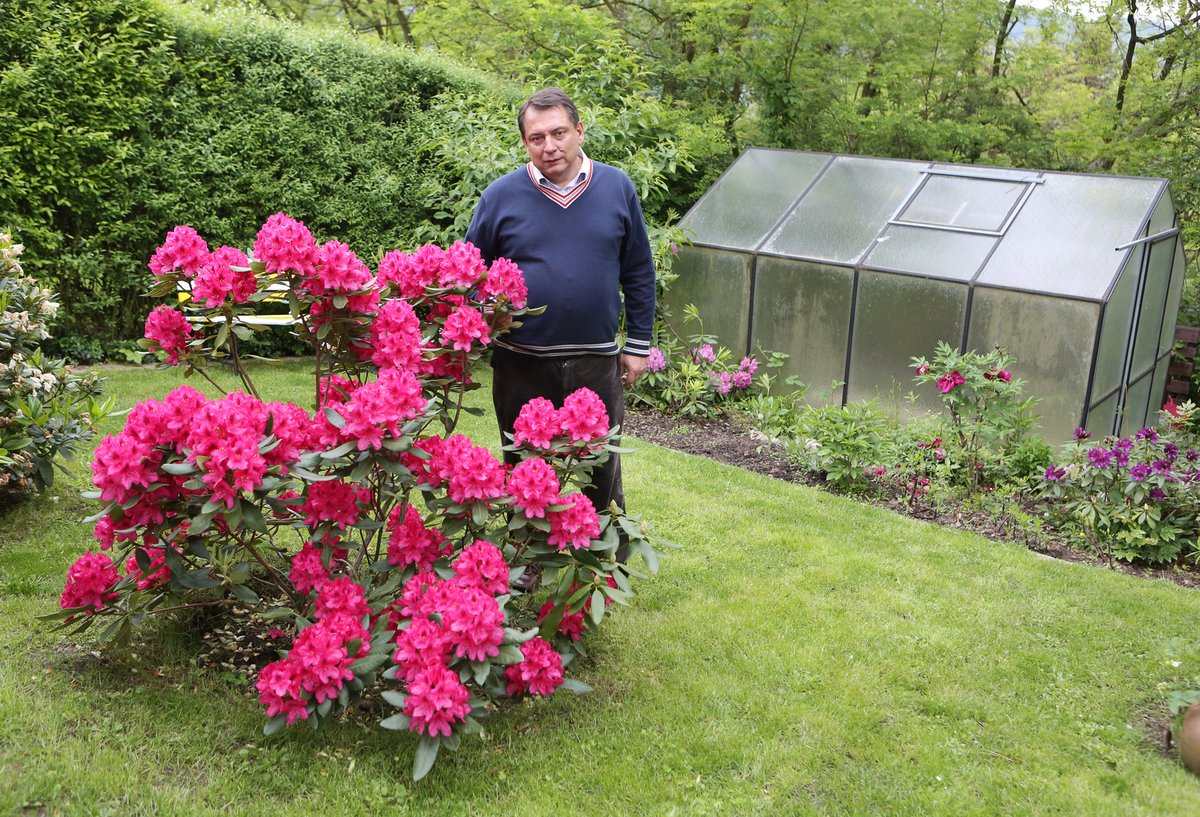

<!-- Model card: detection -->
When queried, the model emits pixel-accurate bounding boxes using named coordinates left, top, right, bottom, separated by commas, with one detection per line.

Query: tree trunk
left=992, top=0, right=1017, bottom=78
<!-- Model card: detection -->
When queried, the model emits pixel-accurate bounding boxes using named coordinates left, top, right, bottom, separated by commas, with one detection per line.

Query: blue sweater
left=465, top=160, right=656, bottom=358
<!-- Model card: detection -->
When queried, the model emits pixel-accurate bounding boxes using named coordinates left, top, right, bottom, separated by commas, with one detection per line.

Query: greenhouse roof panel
left=977, top=173, right=1165, bottom=300
left=679, top=148, right=831, bottom=251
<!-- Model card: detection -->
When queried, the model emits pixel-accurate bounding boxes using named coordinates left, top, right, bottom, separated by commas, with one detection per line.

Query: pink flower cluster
left=504, top=637, right=564, bottom=697
left=511, top=389, right=611, bottom=450
left=125, top=547, right=172, bottom=591
left=256, top=579, right=371, bottom=725
left=303, top=479, right=369, bottom=530
left=191, top=246, right=255, bottom=307
left=441, top=304, right=491, bottom=352
left=983, top=368, right=1011, bottom=383
left=60, top=552, right=120, bottom=612
left=148, top=225, right=209, bottom=278
left=253, top=213, right=319, bottom=278
left=370, top=299, right=423, bottom=371
left=386, top=504, right=450, bottom=570
left=507, top=457, right=561, bottom=519
left=289, top=542, right=330, bottom=595
left=476, top=257, right=528, bottom=309
left=646, top=347, right=667, bottom=373
left=322, top=368, right=428, bottom=452
left=391, top=568, right=512, bottom=737
left=414, top=436, right=506, bottom=506
left=377, top=241, right=495, bottom=298
left=548, top=493, right=601, bottom=550
left=144, top=305, right=194, bottom=364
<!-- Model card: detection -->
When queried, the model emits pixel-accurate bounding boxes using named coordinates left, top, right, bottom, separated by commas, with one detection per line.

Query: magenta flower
left=59, top=552, right=120, bottom=612
left=452, top=540, right=510, bottom=595
left=915, top=363, right=930, bottom=376
left=148, top=225, right=210, bottom=278
left=477, top=256, right=528, bottom=308
left=311, top=240, right=372, bottom=296
left=1129, top=462, right=1152, bottom=482
left=440, top=584, right=504, bottom=662
left=537, top=601, right=586, bottom=641
left=441, top=304, right=491, bottom=351
left=1087, top=447, right=1113, bottom=469
left=386, top=505, right=450, bottom=571
left=504, top=637, right=564, bottom=697
left=445, top=442, right=507, bottom=505
left=377, top=244, right=443, bottom=298
left=1043, top=465, right=1067, bottom=481
left=253, top=212, right=319, bottom=277
left=303, top=479, right=365, bottom=530
left=513, top=397, right=560, bottom=449
left=507, top=457, right=562, bottom=519
left=438, top=241, right=487, bottom=289
left=403, top=663, right=472, bottom=737
left=392, top=618, right=452, bottom=680
left=983, top=368, right=1011, bottom=383
left=693, top=344, right=716, bottom=364
left=936, top=370, right=966, bottom=393
left=1073, top=427, right=1092, bottom=441
left=560, top=387, right=609, bottom=442
left=548, top=493, right=601, bottom=550
left=191, top=245, right=253, bottom=307
left=716, top=372, right=733, bottom=395
left=289, top=542, right=330, bottom=595
left=646, top=347, right=667, bottom=373
left=144, top=305, right=194, bottom=364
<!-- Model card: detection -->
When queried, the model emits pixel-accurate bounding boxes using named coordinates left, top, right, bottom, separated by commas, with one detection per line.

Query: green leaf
left=381, top=691, right=407, bottom=708
left=560, top=678, right=592, bottom=695
left=590, top=588, right=606, bottom=625
left=231, top=584, right=260, bottom=603
left=263, top=715, right=288, bottom=736
left=240, top=502, right=268, bottom=534
left=413, top=735, right=441, bottom=781
left=380, top=713, right=411, bottom=731
left=349, top=653, right=389, bottom=675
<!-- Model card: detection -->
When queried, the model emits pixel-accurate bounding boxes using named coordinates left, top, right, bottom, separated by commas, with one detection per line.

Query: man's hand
left=620, top=353, right=648, bottom=388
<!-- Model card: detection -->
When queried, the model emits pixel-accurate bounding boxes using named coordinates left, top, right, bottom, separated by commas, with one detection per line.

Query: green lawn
left=2, top=361, right=1199, bottom=816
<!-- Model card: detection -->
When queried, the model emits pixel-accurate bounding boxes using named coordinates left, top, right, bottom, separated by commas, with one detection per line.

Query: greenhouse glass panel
left=1087, top=392, right=1118, bottom=437
left=664, top=246, right=752, bottom=353
left=1161, top=240, right=1187, bottom=355
left=1149, top=354, right=1171, bottom=419
left=862, top=225, right=994, bottom=281
left=847, top=272, right=966, bottom=411
left=1092, top=251, right=1141, bottom=399
left=977, top=175, right=1162, bottom=299
left=763, top=157, right=923, bottom=264
left=897, top=175, right=1028, bottom=232
left=1130, top=236, right=1176, bottom=377
left=751, top=257, right=854, bottom=406
left=679, top=150, right=831, bottom=251
left=1148, top=187, right=1175, bottom=235
left=1121, top=372, right=1153, bottom=435
left=967, top=288, right=1098, bottom=443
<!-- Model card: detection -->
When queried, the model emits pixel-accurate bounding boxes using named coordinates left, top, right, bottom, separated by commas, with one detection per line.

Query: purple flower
left=715, top=372, right=733, bottom=395
left=739, top=356, right=759, bottom=375
left=1044, top=465, right=1067, bottom=482
left=1150, top=487, right=1167, bottom=501
left=1129, top=462, right=1151, bottom=482
left=1114, top=437, right=1134, bottom=453
left=646, top=347, right=667, bottom=373
left=1164, top=442, right=1179, bottom=461
left=693, top=344, right=716, bottom=364
left=1152, top=459, right=1172, bottom=475
left=732, top=371, right=753, bottom=389
left=1114, top=449, right=1130, bottom=467
left=1087, top=447, right=1113, bottom=469
left=1186, top=449, right=1199, bottom=463
left=1073, top=427, right=1092, bottom=442
left=669, top=242, right=679, bottom=256
left=1135, top=427, right=1159, bottom=443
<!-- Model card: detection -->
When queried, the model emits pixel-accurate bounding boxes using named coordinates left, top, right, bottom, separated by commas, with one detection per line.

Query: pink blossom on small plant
left=148, top=225, right=210, bottom=278
left=392, top=618, right=452, bottom=679
left=444, top=442, right=507, bottom=505
left=536, top=601, right=586, bottom=641
left=439, top=584, right=504, bottom=661
left=309, top=240, right=373, bottom=296
left=377, top=244, right=443, bottom=298
left=370, top=299, right=423, bottom=371
left=253, top=213, right=319, bottom=277
left=256, top=660, right=309, bottom=724
left=504, top=636, right=564, bottom=697
left=646, top=347, right=667, bottom=373
left=302, top=479, right=366, bottom=530
left=716, top=372, right=733, bottom=395
left=559, top=388, right=609, bottom=442
left=984, top=369, right=1011, bottom=383
left=693, top=344, right=716, bottom=364
left=732, top=370, right=753, bottom=389
left=936, top=370, right=966, bottom=394
left=547, top=493, right=600, bottom=550
left=333, top=367, right=428, bottom=451
left=60, top=551, right=120, bottom=612
left=144, top=305, right=194, bottom=364
left=739, top=356, right=759, bottom=374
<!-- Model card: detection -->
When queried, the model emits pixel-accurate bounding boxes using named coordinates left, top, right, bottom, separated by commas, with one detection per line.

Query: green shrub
left=0, top=233, right=113, bottom=494
left=0, top=0, right=488, bottom=344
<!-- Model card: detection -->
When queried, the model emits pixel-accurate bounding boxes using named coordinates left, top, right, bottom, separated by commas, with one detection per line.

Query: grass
left=2, top=360, right=1200, bottom=815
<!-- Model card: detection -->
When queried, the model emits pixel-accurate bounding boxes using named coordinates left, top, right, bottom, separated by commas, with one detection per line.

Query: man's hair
left=517, top=87, right=580, bottom=138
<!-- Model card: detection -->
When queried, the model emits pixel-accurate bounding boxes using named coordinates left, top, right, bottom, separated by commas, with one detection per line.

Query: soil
left=622, top=408, right=1200, bottom=591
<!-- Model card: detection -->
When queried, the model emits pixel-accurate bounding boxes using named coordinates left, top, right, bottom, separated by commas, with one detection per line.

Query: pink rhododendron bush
left=43, top=213, right=668, bottom=780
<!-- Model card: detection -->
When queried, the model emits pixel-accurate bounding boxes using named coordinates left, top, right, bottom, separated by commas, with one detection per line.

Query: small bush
left=0, top=233, right=112, bottom=494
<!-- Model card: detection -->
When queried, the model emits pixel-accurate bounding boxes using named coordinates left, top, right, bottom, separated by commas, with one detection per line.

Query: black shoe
left=513, top=564, right=541, bottom=593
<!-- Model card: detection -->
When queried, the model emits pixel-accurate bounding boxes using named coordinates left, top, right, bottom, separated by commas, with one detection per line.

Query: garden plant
left=0, top=232, right=112, bottom=495
left=40, top=214, right=668, bottom=779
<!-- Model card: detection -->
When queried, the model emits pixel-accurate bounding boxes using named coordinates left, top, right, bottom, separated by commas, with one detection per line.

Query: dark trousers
left=491, top=347, right=625, bottom=516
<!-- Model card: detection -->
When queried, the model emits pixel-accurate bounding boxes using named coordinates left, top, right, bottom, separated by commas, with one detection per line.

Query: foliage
left=0, top=0, right=492, bottom=344
left=41, top=215, right=670, bottom=780
left=788, top=400, right=895, bottom=492
left=1041, top=400, right=1200, bottom=564
left=0, top=233, right=113, bottom=494
left=910, top=341, right=1041, bottom=495
left=1159, top=637, right=1200, bottom=735
left=630, top=304, right=788, bottom=419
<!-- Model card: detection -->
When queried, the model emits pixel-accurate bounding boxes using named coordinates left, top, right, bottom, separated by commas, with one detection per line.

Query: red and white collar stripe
left=527, top=155, right=592, bottom=209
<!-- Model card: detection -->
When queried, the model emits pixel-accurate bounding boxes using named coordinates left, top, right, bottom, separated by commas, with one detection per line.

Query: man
left=465, top=87, right=656, bottom=550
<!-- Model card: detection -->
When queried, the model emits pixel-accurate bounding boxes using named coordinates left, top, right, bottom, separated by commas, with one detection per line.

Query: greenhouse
left=667, top=149, right=1189, bottom=442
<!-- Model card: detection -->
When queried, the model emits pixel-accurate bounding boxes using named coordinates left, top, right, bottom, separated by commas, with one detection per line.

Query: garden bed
left=625, top=408, right=1200, bottom=591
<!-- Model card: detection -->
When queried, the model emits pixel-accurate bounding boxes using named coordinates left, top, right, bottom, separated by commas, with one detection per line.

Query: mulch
left=622, top=408, right=1200, bottom=591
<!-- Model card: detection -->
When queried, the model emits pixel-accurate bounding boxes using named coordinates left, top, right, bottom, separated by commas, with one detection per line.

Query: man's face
left=521, top=105, right=585, bottom=187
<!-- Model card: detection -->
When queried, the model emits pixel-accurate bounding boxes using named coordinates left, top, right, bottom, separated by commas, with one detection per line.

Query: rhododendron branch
left=230, top=529, right=301, bottom=607
left=184, top=359, right=230, bottom=397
